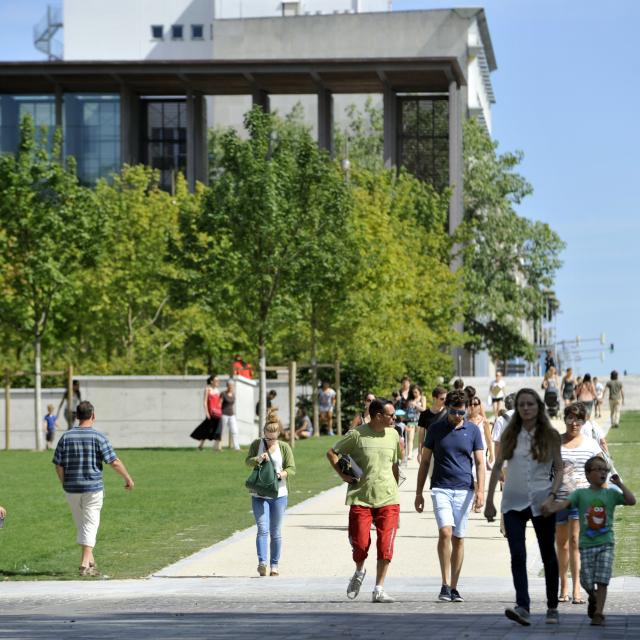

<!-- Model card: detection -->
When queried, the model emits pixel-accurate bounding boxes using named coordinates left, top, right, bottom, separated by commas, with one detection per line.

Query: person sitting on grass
left=543, top=456, right=636, bottom=627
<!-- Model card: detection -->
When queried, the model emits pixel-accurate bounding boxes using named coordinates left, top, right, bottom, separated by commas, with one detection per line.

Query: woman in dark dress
left=190, top=375, right=222, bottom=450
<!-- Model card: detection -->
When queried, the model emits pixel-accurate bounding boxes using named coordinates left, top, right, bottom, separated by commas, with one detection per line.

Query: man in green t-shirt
left=327, top=398, right=402, bottom=604
left=603, top=370, right=624, bottom=429
left=545, top=455, right=636, bottom=626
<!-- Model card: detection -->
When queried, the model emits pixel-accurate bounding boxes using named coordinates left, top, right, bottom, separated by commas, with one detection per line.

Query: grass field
left=0, top=437, right=342, bottom=580
left=607, top=411, right=640, bottom=576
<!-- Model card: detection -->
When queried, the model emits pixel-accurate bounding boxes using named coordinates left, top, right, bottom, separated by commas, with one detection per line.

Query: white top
left=558, top=436, right=602, bottom=500
left=318, top=388, right=336, bottom=412
left=255, top=440, right=288, bottom=499
left=492, top=410, right=515, bottom=443
left=581, top=420, right=604, bottom=444
left=595, top=382, right=605, bottom=400
left=490, top=379, right=506, bottom=399
left=500, top=428, right=554, bottom=516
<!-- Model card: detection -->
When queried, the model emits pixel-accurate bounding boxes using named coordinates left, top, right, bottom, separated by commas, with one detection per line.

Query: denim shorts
left=431, top=488, right=474, bottom=537
left=555, top=506, right=579, bottom=525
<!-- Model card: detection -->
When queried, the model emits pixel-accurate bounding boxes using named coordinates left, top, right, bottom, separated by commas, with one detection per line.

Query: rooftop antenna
left=33, top=5, right=63, bottom=61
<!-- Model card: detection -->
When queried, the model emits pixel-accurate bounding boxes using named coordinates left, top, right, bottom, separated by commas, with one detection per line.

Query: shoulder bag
left=245, top=439, right=280, bottom=498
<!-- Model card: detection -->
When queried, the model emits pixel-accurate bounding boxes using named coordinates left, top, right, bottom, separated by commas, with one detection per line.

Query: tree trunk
left=258, top=342, right=267, bottom=437
left=311, top=306, right=319, bottom=437
left=34, top=332, right=43, bottom=451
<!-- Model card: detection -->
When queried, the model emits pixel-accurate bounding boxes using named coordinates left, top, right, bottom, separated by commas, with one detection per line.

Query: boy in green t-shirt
left=545, top=456, right=636, bottom=626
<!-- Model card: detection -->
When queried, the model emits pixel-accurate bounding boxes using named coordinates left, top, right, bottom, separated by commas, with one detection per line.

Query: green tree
left=0, top=116, right=95, bottom=448
left=460, top=118, right=565, bottom=367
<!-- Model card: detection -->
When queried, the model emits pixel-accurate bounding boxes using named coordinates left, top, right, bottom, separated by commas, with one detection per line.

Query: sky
left=0, top=0, right=637, bottom=377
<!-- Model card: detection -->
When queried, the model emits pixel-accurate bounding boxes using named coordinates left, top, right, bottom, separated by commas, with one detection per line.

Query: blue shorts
left=555, top=507, right=579, bottom=525
left=431, top=488, right=474, bottom=538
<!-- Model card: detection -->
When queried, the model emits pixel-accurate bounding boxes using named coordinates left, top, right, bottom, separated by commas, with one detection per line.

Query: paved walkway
left=2, top=409, right=638, bottom=638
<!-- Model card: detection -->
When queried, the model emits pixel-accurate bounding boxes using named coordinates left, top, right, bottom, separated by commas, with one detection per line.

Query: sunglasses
left=448, top=409, right=466, bottom=417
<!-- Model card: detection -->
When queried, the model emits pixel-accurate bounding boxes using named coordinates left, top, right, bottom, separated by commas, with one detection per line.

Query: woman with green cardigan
left=245, top=409, right=296, bottom=577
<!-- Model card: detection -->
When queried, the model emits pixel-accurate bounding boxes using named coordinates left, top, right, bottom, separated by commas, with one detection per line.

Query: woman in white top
left=556, top=403, right=603, bottom=604
left=485, top=388, right=563, bottom=626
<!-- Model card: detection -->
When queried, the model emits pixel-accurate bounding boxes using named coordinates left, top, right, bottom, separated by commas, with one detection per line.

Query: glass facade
left=64, top=94, right=121, bottom=184
left=398, top=96, right=449, bottom=191
left=0, top=94, right=56, bottom=154
left=143, top=100, right=187, bottom=192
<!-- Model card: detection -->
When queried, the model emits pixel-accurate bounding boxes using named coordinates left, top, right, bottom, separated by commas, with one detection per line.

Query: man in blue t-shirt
left=53, top=400, right=134, bottom=577
left=415, top=389, right=485, bottom=603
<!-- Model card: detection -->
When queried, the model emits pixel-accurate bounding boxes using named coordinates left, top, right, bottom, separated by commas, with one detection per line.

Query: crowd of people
left=41, top=365, right=633, bottom=630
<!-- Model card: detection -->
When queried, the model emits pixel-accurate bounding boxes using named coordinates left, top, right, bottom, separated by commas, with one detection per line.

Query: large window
left=0, top=94, right=56, bottom=154
left=64, top=94, right=121, bottom=184
left=398, top=96, right=449, bottom=191
left=143, top=100, right=186, bottom=192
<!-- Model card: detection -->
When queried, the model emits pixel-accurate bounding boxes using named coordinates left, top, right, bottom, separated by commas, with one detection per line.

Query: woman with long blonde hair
left=485, top=388, right=563, bottom=626
left=245, top=409, right=296, bottom=577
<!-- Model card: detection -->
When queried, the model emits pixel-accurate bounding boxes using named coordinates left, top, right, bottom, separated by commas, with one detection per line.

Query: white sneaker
left=372, top=589, right=395, bottom=603
left=347, top=569, right=366, bottom=599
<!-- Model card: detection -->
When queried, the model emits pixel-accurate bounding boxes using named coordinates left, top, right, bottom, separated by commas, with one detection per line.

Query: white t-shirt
left=581, top=420, right=604, bottom=444
left=318, top=388, right=336, bottom=412
left=490, top=379, right=506, bottom=400
left=492, top=410, right=515, bottom=443
left=595, top=382, right=605, bottom=400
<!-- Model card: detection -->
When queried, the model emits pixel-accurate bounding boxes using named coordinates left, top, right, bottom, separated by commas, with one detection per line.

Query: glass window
left=142, top=99, right=187, bottom=192
left=171, top=24, right=183, bottom=39
left=151, top=25, right=163, bottom=39
left=0, top=95, right=56, bottom=155
left=191, top=24, right=204, bottom=39
left=64, top=94, right=120, bottom=184
left=398, top=96, right=449, bottom=191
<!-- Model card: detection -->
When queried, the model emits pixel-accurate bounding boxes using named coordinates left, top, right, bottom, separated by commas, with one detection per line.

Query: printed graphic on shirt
left=584, top=499, right=609, bottom=538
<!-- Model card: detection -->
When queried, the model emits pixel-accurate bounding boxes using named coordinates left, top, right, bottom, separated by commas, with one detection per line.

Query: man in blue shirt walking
left=414, top=389, right=485, bottom=602
left=53, top=400, right=134, bottom=576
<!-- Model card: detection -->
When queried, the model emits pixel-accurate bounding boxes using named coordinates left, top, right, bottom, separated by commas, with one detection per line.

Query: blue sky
left=1, top=0, right=637, bottom=377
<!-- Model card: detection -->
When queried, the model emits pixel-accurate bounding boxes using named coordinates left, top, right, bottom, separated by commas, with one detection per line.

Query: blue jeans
left=252, top=495, right=288, bottom=567
left=503, top=507, right=559, bottom=611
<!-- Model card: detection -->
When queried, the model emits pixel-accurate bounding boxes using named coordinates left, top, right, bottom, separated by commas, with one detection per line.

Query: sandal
left=558, top=594, right=571, bottom=603
left=572, top=598, right=586, bottom=604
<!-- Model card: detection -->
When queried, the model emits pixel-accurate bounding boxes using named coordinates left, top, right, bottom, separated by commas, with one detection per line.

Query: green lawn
left=607, top=411, right=640, bottom=575
left=0, top=437, right=341, bottom=580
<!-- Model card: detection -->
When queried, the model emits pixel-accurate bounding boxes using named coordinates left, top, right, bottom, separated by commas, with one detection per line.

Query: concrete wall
left=0, top=375, right=259, bottom=450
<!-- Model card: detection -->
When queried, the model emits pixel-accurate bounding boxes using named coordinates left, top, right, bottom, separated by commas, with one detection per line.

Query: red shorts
left=348, top=504, right=400, bottom=563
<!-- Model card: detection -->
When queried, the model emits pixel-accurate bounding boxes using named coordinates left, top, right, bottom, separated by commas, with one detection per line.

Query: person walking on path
left=561, top=368, right=577, bottom=408
left=594, top=377, right=604, bottom=419
left=351, top=393, right=376, bottom=429
left=52, top=401, right=134, bottom=577
left=221, top=380, right=240, bottom=450
left=603, top=370, right=624, bottom=429
left=544, top=456, right=636, bottom=626
left=245, top=409, right=295, bottom=577
left=190, top=375, right=222, bottom=450
left=576, top=373, right=598, bottom=417
left=403, top=385, right=424, bottom=463
left=57, top=380, right=82, bottom=430
left=327, top=398, right=402, bottom=603
left=489, top=372, right=506, bottom=416
left=556, top=403, right=604, bottom=605
left=416, top=386, right=447, bottom=463
left=415, top=389, right=485, bottom=603
left=485, top=388, right=563, bottom=626
left=467, top=394, right=494, bottom=471
left=43, top=404, right=58, bottom=450
left=318, top=381, right=337, bottom=436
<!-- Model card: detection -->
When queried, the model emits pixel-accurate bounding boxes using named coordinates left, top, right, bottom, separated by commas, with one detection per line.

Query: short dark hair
left=463, top=386, right=476, bottom=406
left=369, top=397, right=391, bottom=419
left=453, top=378, right=464, bottom=390
left=504, top=393, right=516, bottom=410
left=432, top=385, right=447, bottom=398
left=584, top=455, right=609, bottom=474
left=611, top=370, right=618, bottom=380
left=445, top=390, right=466, bottom=408
left=565, top=402, right=587, bottom=421
left=76, top=401, right=94, bottom=421
left=268, top=390, right=277, bottom=398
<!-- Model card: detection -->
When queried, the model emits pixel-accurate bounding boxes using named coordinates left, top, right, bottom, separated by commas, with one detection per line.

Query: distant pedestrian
left=327, top=398, right=402, bottom=603
left=576, top=373, right=597, bottom=417
left=318, top=381, right=337, bottom=435
left=544, top=457, right=636, bottom=626
left=221, top=380, right=240, bottom=450
left=542, top=366, right=560, bottom=392
left=57, top=380, right=81, bottom=430
left=190, top=375, right=222, bottom=450
left=561, top=368, right=576, bottom=408
left=256, top=390, right=278, bottom=417
left=415, top=389, right=485, bottom=603
left=468, top=395, right=494, bottom=470
left=404, top=384, right=424, bottom=463
left=351, top=393, right=376, bottom=429
left=603, top=370, right=624, bottom=429
left=43, top=404, right=58, bottom=450
left=452, top=378, right=464, bottom=391
left=246, top=409, right=295, bottom=577
left=545, top=350, right=556, bottom=373
left=52, top=401, right=134, bottom=577
left=489, top=372, right=506, bottom=415
left=416, top=386, right=448, bottom=462
left=593, top=377, right=604, bottom=419
left=485, top=388, right=563, bottom=626
left=294, top=406, right=313, bottom=439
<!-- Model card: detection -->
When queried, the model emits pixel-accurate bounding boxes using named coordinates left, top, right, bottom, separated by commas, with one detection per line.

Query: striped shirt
left=52, top=427, right=117, bottom=493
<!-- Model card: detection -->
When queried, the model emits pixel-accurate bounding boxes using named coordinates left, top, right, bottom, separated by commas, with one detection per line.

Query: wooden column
left=288, top=360, right=297, bottom=448
left=335, top=360, right=342, bottom=436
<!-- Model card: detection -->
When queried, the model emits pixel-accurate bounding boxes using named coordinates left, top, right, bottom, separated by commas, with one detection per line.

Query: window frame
left=151, top=25, right=163, bottom=40
left=191, top=24, right=204, bottom=40
left=171, top=24, right=184, bottom=40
